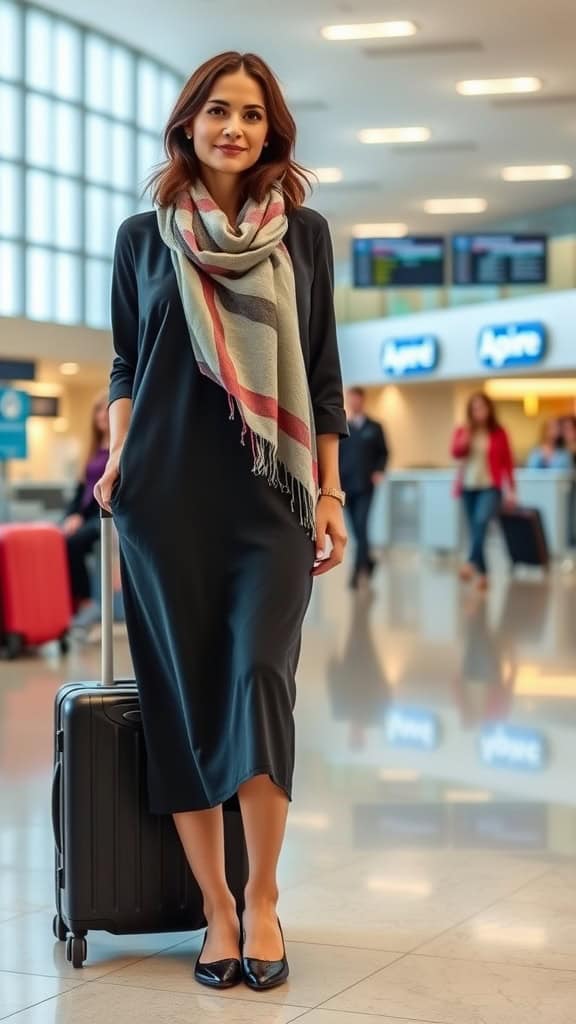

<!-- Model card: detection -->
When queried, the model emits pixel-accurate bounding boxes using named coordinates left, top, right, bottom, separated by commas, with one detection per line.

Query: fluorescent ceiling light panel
left=359, top=126, right=431, bottom=144
left=313, top=167, right=343, bottom=183
left=59, top=362, right=80, bottom=375
left=322, top=21, right=417, bottom=41
left=457, top=76, right=542, bottom=96
left=353, top=223, right=408, bottom=238
left=501, top=164, right=572, bottom=181
left=424, top=198, right=487, bottom=214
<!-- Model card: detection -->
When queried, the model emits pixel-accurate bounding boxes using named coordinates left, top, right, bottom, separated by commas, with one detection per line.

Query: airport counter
left=368, top=469, right=573, bottom=557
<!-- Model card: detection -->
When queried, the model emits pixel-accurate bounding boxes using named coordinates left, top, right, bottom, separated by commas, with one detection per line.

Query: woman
left=451, top=392, right=515, bottom=589
left=63, top=391, right=109, bottom=610
left=527, top=418, right=572, bottom=470
left=94, top=52, right=348, bottom=991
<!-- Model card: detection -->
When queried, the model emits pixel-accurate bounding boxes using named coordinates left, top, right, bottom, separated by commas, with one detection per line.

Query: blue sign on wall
left=478, top=321, right=546, bottom=369
left=385, top=706, right=440, bottom=750
left=479, top=724, right=547, bottom=772
left=0, top=389, right=30, bottom=460
left=380, top=336, right=439, bottom=377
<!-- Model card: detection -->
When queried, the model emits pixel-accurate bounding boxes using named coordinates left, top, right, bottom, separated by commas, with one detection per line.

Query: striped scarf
left=156, top=182, right=318, bottom=537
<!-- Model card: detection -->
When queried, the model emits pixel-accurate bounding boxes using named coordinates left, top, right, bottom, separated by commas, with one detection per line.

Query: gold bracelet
left=318, top=487, right=346, bottom=508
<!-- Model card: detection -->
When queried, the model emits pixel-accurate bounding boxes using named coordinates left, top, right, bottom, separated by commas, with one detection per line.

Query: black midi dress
left=109, top=206, right=347, bottom=814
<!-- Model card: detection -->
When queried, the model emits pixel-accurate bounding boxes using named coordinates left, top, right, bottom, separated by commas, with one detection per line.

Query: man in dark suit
left=339, top=387, right=389, bottom=588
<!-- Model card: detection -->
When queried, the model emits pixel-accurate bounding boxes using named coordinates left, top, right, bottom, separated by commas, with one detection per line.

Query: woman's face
left=187, top=70, right=269, bottom=179
left=470, top=396, right=490, bottom=425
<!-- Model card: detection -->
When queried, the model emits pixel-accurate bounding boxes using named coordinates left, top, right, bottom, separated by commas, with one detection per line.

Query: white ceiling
left=43, top=0, right=576, bottom=258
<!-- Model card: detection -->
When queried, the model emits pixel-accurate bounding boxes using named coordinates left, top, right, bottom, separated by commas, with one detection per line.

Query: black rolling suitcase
left=499, top=506, right=550, bottom=569
left=52, top=510, right=248, bottom=968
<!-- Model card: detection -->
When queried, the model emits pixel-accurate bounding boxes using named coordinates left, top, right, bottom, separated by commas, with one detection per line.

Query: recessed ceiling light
left=59, top=362, right=80, bottom=376
left=359, top=127, right=431, bottom=144
left=353, top=223, right=408, bottom=238
left=457, top=76, right=542, bottom=96
left=501, top=164, right=573, bottom=181
left=424, top=198, right=487, bottom=214
left=313, top=167, right=343, bottom=183
left=322, top=21, right=417, bottom=41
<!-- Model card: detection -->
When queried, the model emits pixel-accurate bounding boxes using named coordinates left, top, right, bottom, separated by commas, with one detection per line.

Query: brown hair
left=466, top=391, right=499, bottom=432
left=148, top=51, right=312, bottom=213
left=87, top=390, right=109, bottom=461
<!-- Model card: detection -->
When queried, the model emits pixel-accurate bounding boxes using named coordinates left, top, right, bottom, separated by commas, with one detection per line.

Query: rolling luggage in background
left=52, top=510, right=248, bottom=968
left=499, top=506, right=550, bottom=569
left=0, top=523, right=72, bottom=658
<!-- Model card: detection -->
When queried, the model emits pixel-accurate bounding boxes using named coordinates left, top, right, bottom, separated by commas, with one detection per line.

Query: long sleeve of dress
left=308, top=221, right=348, bottom=439
left=109, top=222, right=139, bottom=406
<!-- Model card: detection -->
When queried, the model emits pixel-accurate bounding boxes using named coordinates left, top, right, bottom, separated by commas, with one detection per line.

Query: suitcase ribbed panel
left=55, top=683, right=247, bottom=936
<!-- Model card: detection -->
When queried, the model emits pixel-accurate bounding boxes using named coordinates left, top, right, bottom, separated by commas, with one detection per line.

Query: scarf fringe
left=229, top=397, right=316, bottom=538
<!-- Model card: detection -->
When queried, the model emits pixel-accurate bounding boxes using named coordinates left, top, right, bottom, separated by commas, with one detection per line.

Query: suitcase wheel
left=66, top=935, right=87, bottom=968
left=52, top=914, right=68, bottom=942
left=59, top=633, right=70, bottom=655
left=1, top=633, right=23, bottom=660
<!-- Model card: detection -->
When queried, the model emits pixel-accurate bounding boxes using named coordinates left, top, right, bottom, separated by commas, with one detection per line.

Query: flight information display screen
left=452, top=234, right=548, bottom=286
left=352, top=237, right=446, bottom=288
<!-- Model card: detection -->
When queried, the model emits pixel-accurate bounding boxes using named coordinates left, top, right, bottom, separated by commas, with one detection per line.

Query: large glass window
left=0, top=0, right=183, bottom=327
left=0, top=2, right=22, bottom=80
left=0, top=162, right=21, bottom=237
left=0, top=241, right=22, bottom=315
left=0, top=83, right=22, bottom=158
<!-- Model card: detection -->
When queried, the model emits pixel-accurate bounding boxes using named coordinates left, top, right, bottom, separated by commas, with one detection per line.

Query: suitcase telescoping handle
left=100, top=508, right=115, bottom=687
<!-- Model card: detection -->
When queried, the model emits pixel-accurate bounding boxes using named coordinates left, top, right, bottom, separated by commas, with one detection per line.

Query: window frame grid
left=0, top=0, right=182, bottom=327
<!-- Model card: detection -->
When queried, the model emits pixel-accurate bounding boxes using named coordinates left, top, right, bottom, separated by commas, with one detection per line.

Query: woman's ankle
left=203, top=891, right=237, bottom=920
left=244, top=884, right=279, bottom=910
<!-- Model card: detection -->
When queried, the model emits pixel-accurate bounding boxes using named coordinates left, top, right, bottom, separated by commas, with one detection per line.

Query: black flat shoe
left=194, top=931, right=242, bottom=989
left=241, top=915, right=289, bottom=991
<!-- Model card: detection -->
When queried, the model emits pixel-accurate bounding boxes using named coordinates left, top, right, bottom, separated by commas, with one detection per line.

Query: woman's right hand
left=94, top=455, right=121, bottom=513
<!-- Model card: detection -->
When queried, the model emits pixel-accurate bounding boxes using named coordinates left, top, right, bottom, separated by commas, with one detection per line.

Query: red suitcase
left=0, top=523, right=72, bottom=657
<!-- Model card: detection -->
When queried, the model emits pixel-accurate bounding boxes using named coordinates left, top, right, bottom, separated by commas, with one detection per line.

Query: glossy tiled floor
left=2, top=547, right=576, bottom=1022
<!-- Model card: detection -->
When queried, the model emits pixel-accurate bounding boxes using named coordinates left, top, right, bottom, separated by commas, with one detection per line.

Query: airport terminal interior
left=2, top=0, right=576, bottom=1021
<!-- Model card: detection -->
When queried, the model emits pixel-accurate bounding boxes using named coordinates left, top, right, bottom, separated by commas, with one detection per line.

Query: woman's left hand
left=311, top=496, right=347, bottom=577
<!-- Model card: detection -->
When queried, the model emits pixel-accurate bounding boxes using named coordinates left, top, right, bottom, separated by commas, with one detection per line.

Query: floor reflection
left=2, top=550, right=576, bottom=1020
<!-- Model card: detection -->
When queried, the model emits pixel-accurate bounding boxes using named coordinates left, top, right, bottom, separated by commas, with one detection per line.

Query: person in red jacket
left=451, top=392, right=516, bottom=589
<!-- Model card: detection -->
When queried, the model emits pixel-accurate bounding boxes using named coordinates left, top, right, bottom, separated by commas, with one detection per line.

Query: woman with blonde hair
left=94, top=52, right=347, bottom=990
left=63, top=390, right=109, bottom=608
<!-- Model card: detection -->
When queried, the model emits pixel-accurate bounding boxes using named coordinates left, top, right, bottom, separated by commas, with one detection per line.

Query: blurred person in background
left=526, top=417, right=572, bottom=469
left=62, top=391, right=109, bottom=611
left=561, top=414, right=576, bottom=466
left=451, top=391, right=516, bottom=591
left=339, top=386, right=389, bottom=589
left=562, top=415, right=576, bottom=547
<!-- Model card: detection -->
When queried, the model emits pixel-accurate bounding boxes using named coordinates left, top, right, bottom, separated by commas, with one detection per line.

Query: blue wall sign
left=385, top=706, right=440, bottom=750
left=0, top=389, right=30, bottom=460
left=478, top=321, right=546, bottom=369
left=479, top=724, right=547, bottom=772
left=381, top=336, right=439, bottom=377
